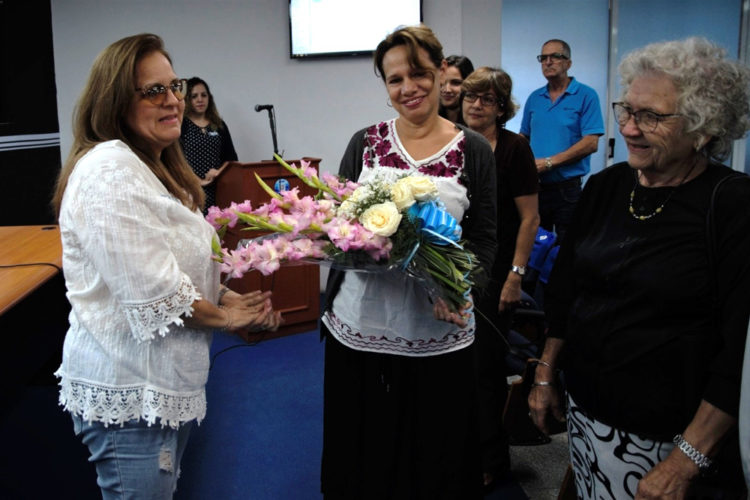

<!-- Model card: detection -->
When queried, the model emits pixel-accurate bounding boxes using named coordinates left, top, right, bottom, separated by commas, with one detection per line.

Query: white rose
left=390, top=179, right=416, bottom=211
left=405, top=176, right=438, bottom=201
left=359, top=201, right=402, bottom=237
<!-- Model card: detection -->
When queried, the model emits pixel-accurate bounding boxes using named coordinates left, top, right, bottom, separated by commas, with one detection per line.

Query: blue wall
left=501, top=0, right=745, bottom=176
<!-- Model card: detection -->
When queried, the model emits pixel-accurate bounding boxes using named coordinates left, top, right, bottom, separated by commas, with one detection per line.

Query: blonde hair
left=52, top=33, right=204, bottom=216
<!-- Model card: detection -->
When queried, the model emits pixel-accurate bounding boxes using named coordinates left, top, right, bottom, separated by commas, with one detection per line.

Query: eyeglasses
left=536, top=53, right=569, bottom=63
left=463, top=91, right=501, bottom=107
left=135, top=79, right=188, bottom=105
left=612, top=102, right=682, bottom=132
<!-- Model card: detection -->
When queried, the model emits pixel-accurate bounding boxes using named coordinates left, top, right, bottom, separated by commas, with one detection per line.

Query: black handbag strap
left=706, top=172, right=747, bottom=326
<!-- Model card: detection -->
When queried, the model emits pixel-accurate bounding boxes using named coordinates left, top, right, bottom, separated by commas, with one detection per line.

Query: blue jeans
left=72, top=415, right=193, bottom=500
left=539, top=178, right=582, bottom=244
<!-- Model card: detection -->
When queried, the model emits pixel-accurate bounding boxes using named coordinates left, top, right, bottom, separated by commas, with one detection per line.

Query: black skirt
left=321, top=328, right=483, bottom=500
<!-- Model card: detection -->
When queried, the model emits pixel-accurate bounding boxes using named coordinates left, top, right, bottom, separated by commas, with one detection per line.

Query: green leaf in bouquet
left=274, top=153, right=340, bottom=201
left=211, top=234, right=224, bottom=260
left=254, top=172, right=283, bottom=202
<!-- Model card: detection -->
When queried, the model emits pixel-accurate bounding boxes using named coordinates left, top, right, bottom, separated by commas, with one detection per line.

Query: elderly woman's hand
left=528, top=362, right=565, bottom=434
left=634, top=449, right=698, bottom=499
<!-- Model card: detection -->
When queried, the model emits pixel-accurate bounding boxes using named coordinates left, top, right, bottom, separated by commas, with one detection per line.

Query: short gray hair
left=618, top=37, right=750, bottom=161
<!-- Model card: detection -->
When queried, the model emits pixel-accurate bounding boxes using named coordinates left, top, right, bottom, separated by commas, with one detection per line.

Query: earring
left=386, top=97, right=393, bottom=108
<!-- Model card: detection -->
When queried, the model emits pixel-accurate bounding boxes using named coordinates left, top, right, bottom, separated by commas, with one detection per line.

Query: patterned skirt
left=566, top=395, right=746, bottom=499
left=567, top=395, right=673, bottom=499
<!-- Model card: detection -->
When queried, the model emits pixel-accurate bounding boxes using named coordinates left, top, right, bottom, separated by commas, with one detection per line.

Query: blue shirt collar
left=542, top=76, right=579, bottom=97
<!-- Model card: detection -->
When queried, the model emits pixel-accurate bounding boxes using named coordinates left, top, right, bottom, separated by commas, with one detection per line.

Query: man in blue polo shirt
left=520, top=39, right=604, bottom=242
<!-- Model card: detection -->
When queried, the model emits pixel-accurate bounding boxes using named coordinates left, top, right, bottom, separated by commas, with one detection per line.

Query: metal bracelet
left=531, top=358, right=552, bottom=368
left=672, top=434, right=713, bottom=470
left=217, top=286, right=230, bottom=305
left=531, top=381, right=553, bottom=388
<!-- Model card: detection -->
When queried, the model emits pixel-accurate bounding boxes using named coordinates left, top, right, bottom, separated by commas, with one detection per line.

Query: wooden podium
left=215, top=159, right=322, bottom=339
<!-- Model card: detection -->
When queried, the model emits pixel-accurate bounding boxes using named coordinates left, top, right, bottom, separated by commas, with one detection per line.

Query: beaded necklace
left=628, top=162, right=697, bottom=221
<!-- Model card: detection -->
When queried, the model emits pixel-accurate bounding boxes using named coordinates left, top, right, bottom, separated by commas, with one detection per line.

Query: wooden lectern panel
left=215, top=159, right=322, bottom=339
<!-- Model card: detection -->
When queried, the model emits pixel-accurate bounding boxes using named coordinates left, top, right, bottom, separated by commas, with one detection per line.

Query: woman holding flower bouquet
left=320, top=25, right=497, bottom=499
left=51, top=33, right=280, bottom=498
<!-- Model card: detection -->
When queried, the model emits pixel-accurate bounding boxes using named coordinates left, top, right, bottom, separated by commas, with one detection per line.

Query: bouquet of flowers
left=207, top=155, right=481, bottom=312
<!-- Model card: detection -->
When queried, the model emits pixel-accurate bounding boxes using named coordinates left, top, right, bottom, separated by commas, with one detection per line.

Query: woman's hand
left=528, top=382, right=565, bottom=434
left=221, top=290, right=283, bottom=338
left=220, top=289, right=268, bottom=309
left=498, top=273, right=523, bottom=312
left=527, top=340, right=566, bottom=434
left=635, top=400, right=735, bottom=499
left=433, top=297, right=471, bottom=327
left=200, top=168, right=223, bottom=186
left=635, top=450, right=697, bottom=500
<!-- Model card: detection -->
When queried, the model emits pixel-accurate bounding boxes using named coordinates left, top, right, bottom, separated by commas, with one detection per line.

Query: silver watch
left=510, top=265, right=527, bottom=276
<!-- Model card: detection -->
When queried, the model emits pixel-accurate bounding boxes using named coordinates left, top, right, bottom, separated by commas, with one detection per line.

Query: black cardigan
left=322, top=124, right=498, bottom=312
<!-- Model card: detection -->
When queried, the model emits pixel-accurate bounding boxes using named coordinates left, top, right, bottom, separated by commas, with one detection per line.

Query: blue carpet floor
left=175, top=329, right=529, bottom=500
left=176, top=330, right=325, bottom=499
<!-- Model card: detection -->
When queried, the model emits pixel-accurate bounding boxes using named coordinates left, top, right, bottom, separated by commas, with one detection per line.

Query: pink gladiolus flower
left=366, top=237, right=392, bottom=261
left=220, top=248, right=252, bottom=278
left=281, top=188, right=302, bottom=207
left=205, top=205, right=226, bottom=230
left=299, top=159, right=318, bottom=180
left=225, top=210, right=239, bottom=228
left=234, top=200, right=253, bottom=214
left=253, top=243, right=281, bottom=275
left=285, top=237, right=317, bottom=260
left=325, top=218, right=362, bottom=252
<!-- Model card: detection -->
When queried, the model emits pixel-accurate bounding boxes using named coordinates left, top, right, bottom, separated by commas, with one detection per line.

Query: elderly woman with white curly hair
left=529, top=37, right=750, bottom=499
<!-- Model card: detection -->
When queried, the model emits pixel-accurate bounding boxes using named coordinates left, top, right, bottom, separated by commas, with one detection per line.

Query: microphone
left=255, top=104, right=273, bottom=112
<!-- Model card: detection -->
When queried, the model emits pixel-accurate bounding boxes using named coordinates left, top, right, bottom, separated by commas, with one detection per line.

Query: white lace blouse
left=55, top=140, right=220, bottom=428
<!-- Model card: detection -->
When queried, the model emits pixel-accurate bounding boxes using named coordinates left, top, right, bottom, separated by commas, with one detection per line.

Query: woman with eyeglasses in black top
left=462, top=66, right=539, bottom=489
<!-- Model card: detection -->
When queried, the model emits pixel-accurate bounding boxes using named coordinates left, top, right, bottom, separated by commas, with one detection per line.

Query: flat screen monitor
left=289, top=0, right=423, bottom=59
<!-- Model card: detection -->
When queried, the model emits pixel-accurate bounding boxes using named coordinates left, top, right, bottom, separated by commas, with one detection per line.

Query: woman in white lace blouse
left=51, top=34, right=281, bottom=498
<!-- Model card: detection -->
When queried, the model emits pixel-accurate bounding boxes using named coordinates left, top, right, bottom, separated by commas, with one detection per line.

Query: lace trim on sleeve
left=122, top=274, right=201, bottom=342
left=56, top=377, right=206, bottom=429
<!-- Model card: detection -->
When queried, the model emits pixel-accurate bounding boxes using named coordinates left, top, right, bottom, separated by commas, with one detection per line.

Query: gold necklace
left=628, top=163, right=697, bottom=221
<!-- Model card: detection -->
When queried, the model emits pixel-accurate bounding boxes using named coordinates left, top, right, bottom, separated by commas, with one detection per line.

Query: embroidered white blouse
left=55, top=140, right=220, bottom=428
left=322, top=120, right=475, bottom=357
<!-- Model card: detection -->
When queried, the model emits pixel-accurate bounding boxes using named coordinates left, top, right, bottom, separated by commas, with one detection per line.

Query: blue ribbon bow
left=407, top=200, right=462, bottom=245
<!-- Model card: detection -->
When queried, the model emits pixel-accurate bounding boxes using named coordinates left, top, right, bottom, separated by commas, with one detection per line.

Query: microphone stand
left=255, top=105, right=279, bottom=158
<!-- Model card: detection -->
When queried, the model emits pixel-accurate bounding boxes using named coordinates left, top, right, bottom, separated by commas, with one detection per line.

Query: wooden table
left=0, top=225, right=63, bottom=316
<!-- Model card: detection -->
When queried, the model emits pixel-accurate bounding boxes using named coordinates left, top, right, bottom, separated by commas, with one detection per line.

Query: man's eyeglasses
left=135, top=79, right=188, bottom=105
left=612, top=102, right=682, bottom=132
left=536, top=53, right=569, bottom=63
left=463, top=91, right=501, bottom=107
